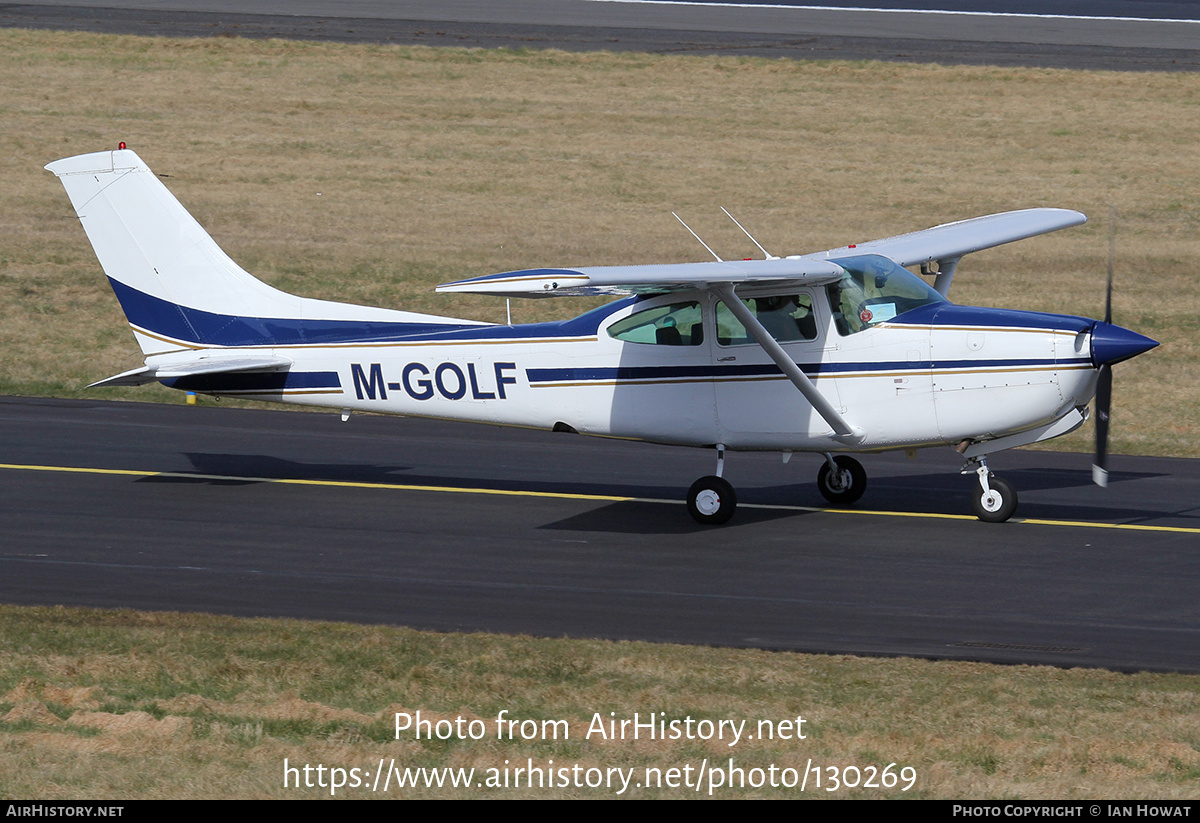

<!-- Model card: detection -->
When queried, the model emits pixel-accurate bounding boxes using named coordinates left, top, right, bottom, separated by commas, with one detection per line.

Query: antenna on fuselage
left=672, top=212, right=723, bottom=261
left=721, top=207, right=777, bottom=260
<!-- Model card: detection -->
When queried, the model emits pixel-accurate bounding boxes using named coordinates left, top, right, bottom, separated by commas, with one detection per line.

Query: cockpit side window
left=606, top=301, right=704, bottom=346
left=716, top=294, right=818, bottom=346
left=826, top=254, right=946, bottom=336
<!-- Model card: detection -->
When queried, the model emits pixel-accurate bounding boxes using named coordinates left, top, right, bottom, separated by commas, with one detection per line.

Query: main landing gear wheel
left=817, top=455, right=867, bottom=505
left=687, top=475, right=737, bottom=525
left=972, top=475, right=1018, bottom=523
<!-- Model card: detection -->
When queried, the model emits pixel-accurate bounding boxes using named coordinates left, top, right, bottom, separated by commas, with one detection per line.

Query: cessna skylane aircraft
left=47, top=148, right=1158, bottom=524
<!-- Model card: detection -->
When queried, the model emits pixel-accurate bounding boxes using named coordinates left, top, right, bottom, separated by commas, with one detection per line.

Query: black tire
left=687, top=475, right=737, bottom=525
left=816, top=456, right=867, bottom=505
left=971, top=475, right=1018, bottom=523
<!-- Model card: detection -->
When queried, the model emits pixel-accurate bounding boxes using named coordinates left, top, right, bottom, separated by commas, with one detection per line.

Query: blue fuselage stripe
left=527, top=357, right=1090, bottom=384
left=161, top=371, right=342, bottom=393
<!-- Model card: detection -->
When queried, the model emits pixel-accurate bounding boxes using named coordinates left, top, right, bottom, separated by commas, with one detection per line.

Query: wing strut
left=710, top=284, right=860, bottom=441
left=932, top=257, right=959, bottom=298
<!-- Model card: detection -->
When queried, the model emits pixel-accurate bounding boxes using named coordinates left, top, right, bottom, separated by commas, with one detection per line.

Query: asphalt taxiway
left=3, top=0, right=1199, bottom=70
left=2, top=396, right=1197, bottom=672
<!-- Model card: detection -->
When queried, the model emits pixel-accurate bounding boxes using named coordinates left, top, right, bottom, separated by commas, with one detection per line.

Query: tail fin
left=46, top=149, right=481, bottom=356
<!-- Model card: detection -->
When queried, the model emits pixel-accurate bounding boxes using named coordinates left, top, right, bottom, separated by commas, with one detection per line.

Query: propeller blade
left=1092, top=363, right=1112, bottom=487
left=1105, top=206, right=1115, bottom=325
left=1094, top=206, right=1116, bottom=487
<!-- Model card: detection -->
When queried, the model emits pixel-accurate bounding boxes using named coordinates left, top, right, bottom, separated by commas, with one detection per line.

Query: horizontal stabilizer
left=437, top=258, right=846, bottom=298
left=87, top=366, right=159, bottom=388
left=88, top=355, right=293, bottom=388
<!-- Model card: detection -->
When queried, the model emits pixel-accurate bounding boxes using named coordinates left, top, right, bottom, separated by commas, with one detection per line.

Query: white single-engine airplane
left=47, top=148, right=1159, bottom=524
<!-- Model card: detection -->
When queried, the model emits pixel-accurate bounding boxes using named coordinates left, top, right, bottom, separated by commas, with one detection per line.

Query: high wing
left=436, top=258, right=846, bottom=297
left=813, top=207, right=1087, bottom=268
left=436, top=208, right=1086, bottom=298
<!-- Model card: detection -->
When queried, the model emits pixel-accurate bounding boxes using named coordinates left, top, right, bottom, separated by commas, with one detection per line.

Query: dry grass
left=0, top=30, right=1197, bottom=453
left=1, top=605, right=1198, bottom=799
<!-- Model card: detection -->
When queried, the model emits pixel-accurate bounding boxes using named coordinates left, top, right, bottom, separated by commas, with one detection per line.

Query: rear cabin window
left=606, top=301, right=704, bottom=346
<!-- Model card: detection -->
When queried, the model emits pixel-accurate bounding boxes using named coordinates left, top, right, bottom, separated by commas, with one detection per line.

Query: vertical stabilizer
left=46, top=149, right=484, bottom=355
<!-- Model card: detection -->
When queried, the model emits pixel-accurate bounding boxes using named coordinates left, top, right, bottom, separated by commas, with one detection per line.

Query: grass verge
left=1, top=605, right=1198, bottom=799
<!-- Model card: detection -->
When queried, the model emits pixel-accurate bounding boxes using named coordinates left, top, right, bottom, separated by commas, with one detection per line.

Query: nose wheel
left=965, top=458, right=1018, bottom=522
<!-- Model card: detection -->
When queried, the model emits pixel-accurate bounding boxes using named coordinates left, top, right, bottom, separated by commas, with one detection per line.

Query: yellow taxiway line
left=2, top=461, right=1197, bottom=535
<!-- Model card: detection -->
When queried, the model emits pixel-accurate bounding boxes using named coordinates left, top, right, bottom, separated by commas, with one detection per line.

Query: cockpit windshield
left=826, top=254, right=946, bottom=336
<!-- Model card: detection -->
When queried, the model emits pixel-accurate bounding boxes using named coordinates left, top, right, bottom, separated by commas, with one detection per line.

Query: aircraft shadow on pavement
left=539, top=500, right=802, bottom=535
left=136, top=452, right=690, bottom=501
left=134, top=453, right=398, bottom=485
left=131, top=453, right=1184, bottom=530
left=987, top=467, right=1163, bottom=492
left=852, top=467, right=1178, bottom=523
